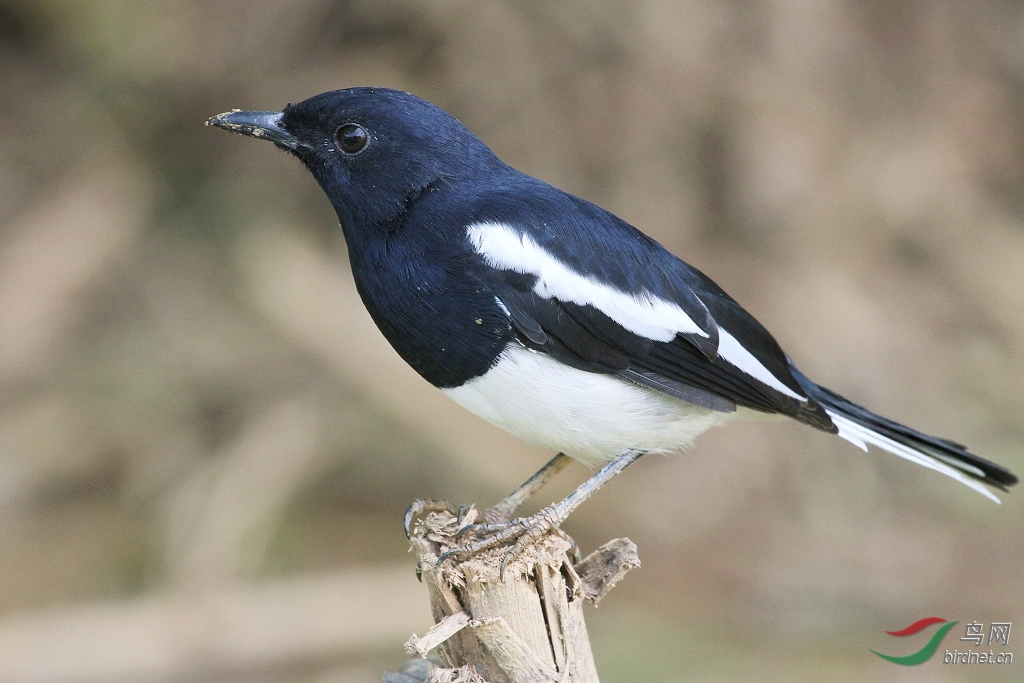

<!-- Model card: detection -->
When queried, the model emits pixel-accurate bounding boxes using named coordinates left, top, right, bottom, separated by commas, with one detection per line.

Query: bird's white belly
left=442, top=344, right=733, bottom=465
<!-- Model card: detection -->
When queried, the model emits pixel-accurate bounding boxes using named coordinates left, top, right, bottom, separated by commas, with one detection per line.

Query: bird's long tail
left=789, top=364, right=1018, bottom=503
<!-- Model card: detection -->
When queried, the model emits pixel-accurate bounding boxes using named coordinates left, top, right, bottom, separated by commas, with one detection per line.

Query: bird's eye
left=335, top=123, right=368, bottom=155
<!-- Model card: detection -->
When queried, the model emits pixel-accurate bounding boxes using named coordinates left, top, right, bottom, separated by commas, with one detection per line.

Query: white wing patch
left=467, top=222, right=707, bottom=342
left=718, top=328, right=806, bottom=401
left=468, top=221, right=807, bottom=402
left=828, top=410, right=1001, bottom=503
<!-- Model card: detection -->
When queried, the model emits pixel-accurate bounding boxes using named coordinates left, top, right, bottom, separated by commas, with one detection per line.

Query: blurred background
left=0, top=1, right=1022, bottom=681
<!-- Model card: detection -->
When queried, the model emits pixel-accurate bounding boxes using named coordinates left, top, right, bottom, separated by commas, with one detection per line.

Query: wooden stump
left=399, top=506, right=639, bottom=683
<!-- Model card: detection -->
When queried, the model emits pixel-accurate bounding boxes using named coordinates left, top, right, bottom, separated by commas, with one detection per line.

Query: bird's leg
left=482, top=452, right=573, bottom=523
left=404, top=454, right=571, bottom=538
left=440, top=449, right=645, bottom=576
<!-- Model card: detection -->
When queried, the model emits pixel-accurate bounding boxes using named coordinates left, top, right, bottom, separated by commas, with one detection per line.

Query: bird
left=208, top=88, right=1017, bottom=569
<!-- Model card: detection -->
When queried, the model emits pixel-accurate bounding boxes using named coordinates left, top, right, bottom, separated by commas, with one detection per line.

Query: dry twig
left=396, top=506, right=640, bottom=683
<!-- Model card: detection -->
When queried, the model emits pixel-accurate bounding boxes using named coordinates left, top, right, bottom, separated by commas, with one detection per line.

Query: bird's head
left=208, top=88, right=502, bottom=230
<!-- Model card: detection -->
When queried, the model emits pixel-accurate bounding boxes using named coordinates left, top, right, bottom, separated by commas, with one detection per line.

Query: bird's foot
left=437, top=503, right=578, bottom=577
left=404, top=499, right=476, bottom=539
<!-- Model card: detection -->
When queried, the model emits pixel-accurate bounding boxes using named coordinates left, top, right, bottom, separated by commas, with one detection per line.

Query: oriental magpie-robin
left=209, top=88, right=1017, bottom=564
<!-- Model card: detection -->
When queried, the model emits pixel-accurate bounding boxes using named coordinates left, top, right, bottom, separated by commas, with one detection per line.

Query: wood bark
left=397, top=506, right=639, bottom=683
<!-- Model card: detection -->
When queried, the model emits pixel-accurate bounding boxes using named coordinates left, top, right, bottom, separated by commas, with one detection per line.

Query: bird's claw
left=456, top=504, right=477, bottom=528
left=454, top=517, right=512, bottom=541
left=404, top=499, right=459, bottom=539
left=435, top=504, right=566, bottom=578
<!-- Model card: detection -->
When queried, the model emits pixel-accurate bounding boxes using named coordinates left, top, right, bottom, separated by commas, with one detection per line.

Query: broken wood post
left=397, top=506, right=640, bottom=683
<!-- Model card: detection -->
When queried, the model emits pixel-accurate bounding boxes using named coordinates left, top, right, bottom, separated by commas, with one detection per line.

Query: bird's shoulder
left=458, top=178, right=706, bottom=293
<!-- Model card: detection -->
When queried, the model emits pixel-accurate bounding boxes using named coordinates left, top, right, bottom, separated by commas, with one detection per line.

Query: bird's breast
left=348, top=239, right=514, bottom=388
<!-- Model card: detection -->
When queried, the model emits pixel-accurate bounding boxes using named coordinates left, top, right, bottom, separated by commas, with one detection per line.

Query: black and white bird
left=209, top=88, right=1017, bottom=563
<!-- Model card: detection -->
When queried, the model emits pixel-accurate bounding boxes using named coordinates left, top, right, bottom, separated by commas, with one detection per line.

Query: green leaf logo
left=871, top=618, right=958, bottom=666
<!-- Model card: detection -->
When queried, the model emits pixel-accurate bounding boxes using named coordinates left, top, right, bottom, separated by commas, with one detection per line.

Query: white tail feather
left=826, top=410, right=1000, bottom=504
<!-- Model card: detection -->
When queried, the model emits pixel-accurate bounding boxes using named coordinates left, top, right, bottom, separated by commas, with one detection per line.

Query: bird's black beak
left=206, top=110, right=310, bottom=151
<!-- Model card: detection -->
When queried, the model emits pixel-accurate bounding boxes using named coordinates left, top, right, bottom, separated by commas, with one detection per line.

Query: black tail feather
left=789, top=363, right=1018, bottom=493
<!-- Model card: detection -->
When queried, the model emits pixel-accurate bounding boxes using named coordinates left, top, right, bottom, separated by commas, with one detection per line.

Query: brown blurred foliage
left=0, top=1, right=1022, bottom=681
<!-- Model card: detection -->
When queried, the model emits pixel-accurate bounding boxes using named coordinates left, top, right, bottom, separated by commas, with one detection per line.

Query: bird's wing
left=466, top=216, right=834, bottom=430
